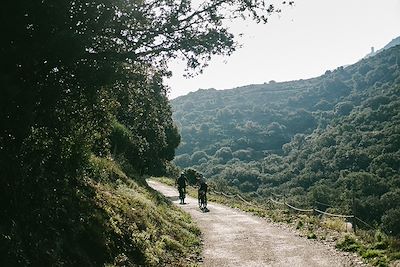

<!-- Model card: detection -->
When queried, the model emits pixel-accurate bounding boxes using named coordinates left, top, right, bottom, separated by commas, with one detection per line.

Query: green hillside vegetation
left=0, top=0, right=284, bottom=265
left=172, top=44, right=400, bottom=236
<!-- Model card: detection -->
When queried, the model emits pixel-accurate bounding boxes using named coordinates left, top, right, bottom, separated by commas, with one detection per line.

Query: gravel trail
left=148, top=180, right=367, bottom=267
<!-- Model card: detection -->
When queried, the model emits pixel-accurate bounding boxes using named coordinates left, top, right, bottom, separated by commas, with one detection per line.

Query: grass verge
left=0, top=158, right=202, bottom=266
left=89, top=157, right=202, bottom=266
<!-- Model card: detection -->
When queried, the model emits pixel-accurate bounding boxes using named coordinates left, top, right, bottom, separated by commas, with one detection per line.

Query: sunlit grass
left=89, top=158, right=201, bottom=266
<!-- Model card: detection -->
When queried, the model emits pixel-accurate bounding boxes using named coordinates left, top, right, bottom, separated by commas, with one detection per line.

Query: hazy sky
left=165, top=0, right=400, bottom=99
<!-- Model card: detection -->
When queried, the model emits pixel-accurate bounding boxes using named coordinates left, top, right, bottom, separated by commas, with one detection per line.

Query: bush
left=183, top=168, right=203, bottom=185
left=382, top=208, right=400, bottom=237
left=336, top=235, right=362, bottom=252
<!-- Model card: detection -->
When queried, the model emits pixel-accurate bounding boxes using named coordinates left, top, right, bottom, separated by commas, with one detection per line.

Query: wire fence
left=209, top=189, right=374, bottom=231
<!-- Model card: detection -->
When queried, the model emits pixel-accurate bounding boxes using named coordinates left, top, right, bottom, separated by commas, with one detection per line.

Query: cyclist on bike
left=198, top=175, right=208, bottom=210
left=176, top=171, right=188, bottom=204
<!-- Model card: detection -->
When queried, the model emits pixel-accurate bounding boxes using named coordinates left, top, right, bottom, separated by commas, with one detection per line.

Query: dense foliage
left=172, top=44, right=400, bottom=236
left=0, top=0, right=285, bottom=265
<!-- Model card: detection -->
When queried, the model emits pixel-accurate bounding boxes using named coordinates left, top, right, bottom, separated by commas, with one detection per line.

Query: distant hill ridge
left=365, top=35, right=400, bottom=58
left=171, top=41, right=400, bottom=237
left=175, top=35, right=400, bottom=101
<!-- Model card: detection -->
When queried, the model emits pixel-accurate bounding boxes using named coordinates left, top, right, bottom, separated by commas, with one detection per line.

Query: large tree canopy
left=0, top=0, right=285, bottom=264
left=0, top=0, right=286, bottom=161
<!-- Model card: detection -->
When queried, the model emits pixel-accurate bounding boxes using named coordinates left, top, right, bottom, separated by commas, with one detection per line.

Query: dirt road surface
left=148, top=180, right=367, bottom=267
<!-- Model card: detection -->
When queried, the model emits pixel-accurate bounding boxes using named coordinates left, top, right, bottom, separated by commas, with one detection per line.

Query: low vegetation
left=91, top=158, right=201, bottom=267
left=157, top=176, right=400, bottom=266
left=1, top=158, right=201, bottom=266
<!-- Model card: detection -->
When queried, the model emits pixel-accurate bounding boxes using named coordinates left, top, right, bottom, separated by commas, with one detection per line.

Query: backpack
left=177, top=175, right=186, bottom=187
left=199, top=182, right=207, bottom=192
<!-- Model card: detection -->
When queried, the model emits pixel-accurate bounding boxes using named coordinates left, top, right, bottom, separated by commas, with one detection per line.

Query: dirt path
left=148, top=180, right=367, bottom=267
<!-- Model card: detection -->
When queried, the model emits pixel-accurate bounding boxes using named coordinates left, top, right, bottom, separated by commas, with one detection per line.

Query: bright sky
left=165, top=0, right=400, bottom=99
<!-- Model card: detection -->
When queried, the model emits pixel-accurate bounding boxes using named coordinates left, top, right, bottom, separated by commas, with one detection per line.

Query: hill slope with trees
left=171, top=44, right=400, bottom=236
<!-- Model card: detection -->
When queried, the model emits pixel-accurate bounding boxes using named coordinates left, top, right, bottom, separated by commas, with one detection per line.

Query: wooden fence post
left=352, top=195, right=357, bottom=233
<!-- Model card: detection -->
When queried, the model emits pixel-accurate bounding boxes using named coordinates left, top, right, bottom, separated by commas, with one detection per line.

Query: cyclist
left=176, top=171, right=188, bottom=204
left=198, top=175, right=208, bottom=210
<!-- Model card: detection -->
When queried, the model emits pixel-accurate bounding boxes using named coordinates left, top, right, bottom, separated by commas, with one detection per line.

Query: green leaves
left=171, top=43, right=400, bottom=237
left=0, top=0, right=293, bottom=265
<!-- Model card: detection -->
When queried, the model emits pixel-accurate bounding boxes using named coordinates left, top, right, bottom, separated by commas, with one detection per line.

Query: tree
left=191, top=151, right=209, bottom=165
left=214, top=147, right=233, bottom=162
left=335, top=101, right=354, bottom=116
left=1, top=0, right=287, bottom=188
left=1, top=0, right=288, bottom=264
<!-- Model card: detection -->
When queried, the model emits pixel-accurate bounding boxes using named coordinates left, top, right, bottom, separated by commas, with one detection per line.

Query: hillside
left=365, top=36, right=400, bottom=58
left=2, top=0, right=399, bottom=264
left=171, top=44, right=400, bottom=236
left=0, top=156, right=201, bottom=266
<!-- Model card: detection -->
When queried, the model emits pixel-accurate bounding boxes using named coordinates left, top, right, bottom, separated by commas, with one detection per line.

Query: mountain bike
left=178, top=186, right=186, bottom=204
left=198, top=190, right=207, bottom=210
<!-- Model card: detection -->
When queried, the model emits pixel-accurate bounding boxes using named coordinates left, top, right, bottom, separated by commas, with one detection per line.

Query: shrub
left=336, top=235, right=362, bottom=252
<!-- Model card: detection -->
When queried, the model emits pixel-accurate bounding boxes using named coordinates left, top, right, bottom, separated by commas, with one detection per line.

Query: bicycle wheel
left=178, top=187, right=185, bottom=203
